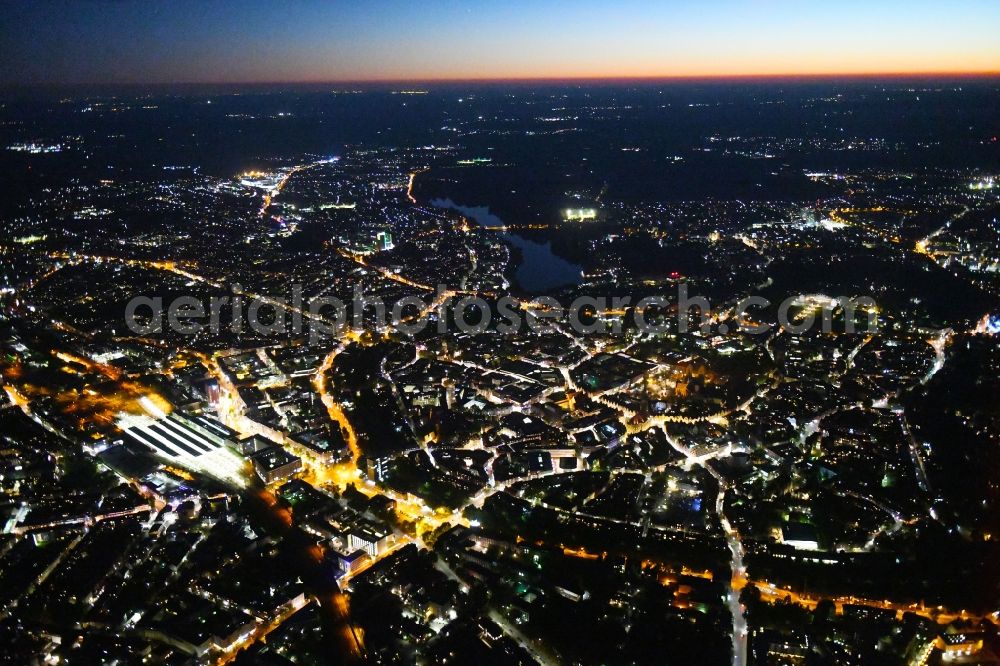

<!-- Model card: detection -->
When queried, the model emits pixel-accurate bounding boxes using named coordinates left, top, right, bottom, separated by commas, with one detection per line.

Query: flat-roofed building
left=336, top=548, right=371, bottom=576
left=250, top=446, right=302, bottom=485
left=347, top=524, right=392, bottom=558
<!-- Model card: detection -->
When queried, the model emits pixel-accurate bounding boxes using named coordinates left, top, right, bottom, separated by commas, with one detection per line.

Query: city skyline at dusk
left=1, top=4, right=999, bottom=665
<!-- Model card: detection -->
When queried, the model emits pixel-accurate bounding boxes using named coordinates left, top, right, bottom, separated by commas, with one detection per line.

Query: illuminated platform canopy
left=119, top=399, right=246, bottom=486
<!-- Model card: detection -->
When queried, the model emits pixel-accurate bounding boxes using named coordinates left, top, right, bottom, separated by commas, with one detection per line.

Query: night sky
left=1, top=0, right=998, bottom=85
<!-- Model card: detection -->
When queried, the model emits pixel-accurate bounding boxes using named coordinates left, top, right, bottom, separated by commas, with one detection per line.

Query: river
left=431, top=198, right=583, bottom=294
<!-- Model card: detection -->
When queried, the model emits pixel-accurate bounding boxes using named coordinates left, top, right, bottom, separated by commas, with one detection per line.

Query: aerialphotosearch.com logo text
left=123, top=283, right=878, bottom=342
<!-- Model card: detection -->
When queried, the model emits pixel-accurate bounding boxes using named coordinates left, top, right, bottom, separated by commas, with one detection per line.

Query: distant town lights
left=563, top=207, right=598, bottom=222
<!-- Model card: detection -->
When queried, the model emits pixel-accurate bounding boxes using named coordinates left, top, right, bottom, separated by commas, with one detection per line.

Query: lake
left=431, top=198, right=583, bottom=294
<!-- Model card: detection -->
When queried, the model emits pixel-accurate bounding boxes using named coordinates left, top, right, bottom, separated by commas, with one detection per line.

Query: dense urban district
left=0, top=82, right=999, bottom=665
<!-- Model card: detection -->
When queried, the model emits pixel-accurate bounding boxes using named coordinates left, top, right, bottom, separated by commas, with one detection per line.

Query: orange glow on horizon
left=159, top=68, right=1000, bottom=88
left=7, top=0, right=997, bottom=88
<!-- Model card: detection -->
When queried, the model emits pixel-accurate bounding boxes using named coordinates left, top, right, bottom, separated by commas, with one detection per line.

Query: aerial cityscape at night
left=1, top=2, right=999, bottom=665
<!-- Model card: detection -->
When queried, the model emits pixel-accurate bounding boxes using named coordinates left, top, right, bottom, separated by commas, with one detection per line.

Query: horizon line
left=4, top=69, right=1000, bottom=91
